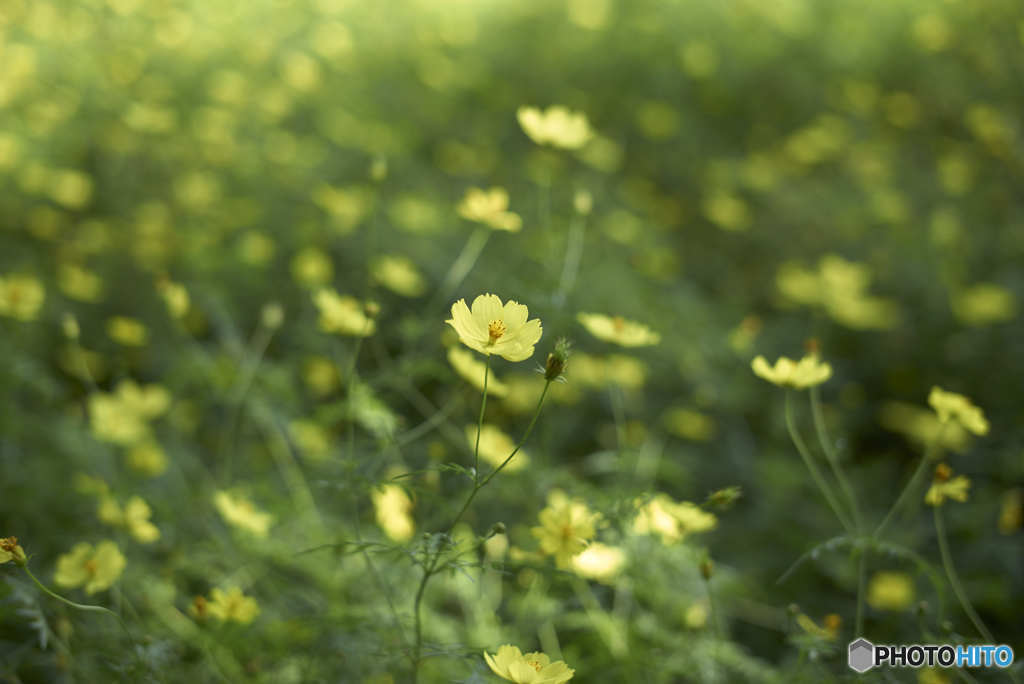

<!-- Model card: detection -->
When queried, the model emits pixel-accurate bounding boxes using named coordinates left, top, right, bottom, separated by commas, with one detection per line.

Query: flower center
left=612, top=316, right=625, bottom=332
left=84, top=559, right=98, bottom=575
left=526, top=659, right=543, bottom=672
left=487, top=319, right=506, bottom=343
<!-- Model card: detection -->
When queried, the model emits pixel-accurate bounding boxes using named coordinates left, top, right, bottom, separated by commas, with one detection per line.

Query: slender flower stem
left=855, top=547, right=867, bottom=637
left=809, top=387, right=863, bottom=532
left=411, top=376, right=551, bottom=682
left=784, top=392, right=854, bottom=533
left=473, top=357, right=491, bottom=486
left=933, top=507, right=995, bottom=644
left=874, top=428, right=944, bottom=540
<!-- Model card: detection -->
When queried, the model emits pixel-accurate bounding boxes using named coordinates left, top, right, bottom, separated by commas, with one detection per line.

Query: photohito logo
left=848, top=638, right=1015, bottom=673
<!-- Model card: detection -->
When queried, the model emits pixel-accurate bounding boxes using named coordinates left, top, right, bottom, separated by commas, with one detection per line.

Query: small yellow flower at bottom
left=484, top=644, right=574, bottom=683
left=207, top=586, right=259, bottom=624
left=54, top=541, right=125, bottom=594
left=751, top=353, right=832, bottom=389
left=925, top=473, right=970, bottom=506
left=0, top=537, right=27, bottom=565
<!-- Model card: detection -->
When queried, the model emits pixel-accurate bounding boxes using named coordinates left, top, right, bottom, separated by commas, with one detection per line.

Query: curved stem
left=784, top=392, right=854, bottom=533
left=933, top=506, right=995, bottom=644
left=809, top=387, right=863, bottom=532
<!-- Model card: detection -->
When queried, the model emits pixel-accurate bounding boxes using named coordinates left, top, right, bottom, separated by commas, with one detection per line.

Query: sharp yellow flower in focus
left=576, top=313, right=660, bottom=347
left=54, top=541, right=126, bottom=594
left=207, top=586, right=260, bottom=624
left=484, top=644, right=575, bottom=683
left=633, top=494, right=717, bottom=544
left=531, top=490, right=599, bottom=569
left=467, top=424, right=528, bottom=472
left=448, top=348, right=510, bottom=397
left=0, top=274, right=45, bottom=321
left=214, top=491, right=273, bottom=537
left=928, top=387, right=989, bottom=436
left=446, top=294, right=542, bottom=362
left=751, top=354, right=832, bottom=389
left=867, top=571, right=915, bottom=611
left=314, top=289, right=376, bottom=336
left=517, top=105, right=593, bottom=150
left=457, top=187, right=522, bottom=232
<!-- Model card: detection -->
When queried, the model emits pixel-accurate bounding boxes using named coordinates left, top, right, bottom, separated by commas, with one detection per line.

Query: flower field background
left=2, top=0, right=1023, bottom=681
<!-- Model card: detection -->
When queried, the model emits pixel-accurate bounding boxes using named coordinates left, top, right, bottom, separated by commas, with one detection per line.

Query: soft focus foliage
left=2, top=0, right=1023, bottom=681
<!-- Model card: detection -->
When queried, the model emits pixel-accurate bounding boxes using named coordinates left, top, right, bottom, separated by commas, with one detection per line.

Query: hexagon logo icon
left=848, top=638, right=875, bottom=673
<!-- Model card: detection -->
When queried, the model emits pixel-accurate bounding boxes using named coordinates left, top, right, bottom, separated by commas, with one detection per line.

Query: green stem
left=784, top=392, right=854, bottom=533
left=855, top=548, right=867, bottom=637
left=473, top=357, right=491, bottom=486
left=933, top=507, right=995, bottom=644
left=809, top=387, right=863, bottom=532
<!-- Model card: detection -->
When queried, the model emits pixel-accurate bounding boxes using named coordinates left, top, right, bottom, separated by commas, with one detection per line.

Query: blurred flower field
left=2, top=0, right=1024, bottom=681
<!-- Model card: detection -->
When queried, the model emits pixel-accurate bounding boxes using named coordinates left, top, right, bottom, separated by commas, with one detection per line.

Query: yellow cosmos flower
left=58, top=264, right=103, bottom=302
left=207, top=586, right=260, bottom=624
left=878, top=401, right=969, bottom=452
left=925, top=471, right=970, bottom=506
left=457, top=187, right=522, bottom=232
left=214, top=491, right=273, bottom=537
left=531, top=490, right=599, bottom=569
left=89, top=380, right=170, bottom=445
left=106, top=316, right=149, bottom=346
left=126, top=441, right=169, bottom=476
left=517, top=105, right=593, bottom=150
left=371, top=484, right=415, bottom=542
left=867, top=571, right=915, bottom=611
left=448, top=348, right=509, bottom=397
left=484, top=645, right=574, bottom=683
left=54, top=541, right=126, bottom=595
left=0, top=274, right=45, bottom=321
left=446, top=294, right=542, bottom=362
left=0, top=537, right=26, bottom=565
left=98, top=496, right=160, bottom=543
left=371, top=255, right=427, bottom=297
left=928, top=387, right=989, bottom=436
left=751, top=354, right=832, bottom=389
left=157, top=279, right=190, bottom=318
left=567, top=353, right=647, bottom=390
left=467, top=424, right=528, bottom=472
left=570, top=542, right=626, bottom=583
left=576, top=313, right=660, bottom=347
left=633, top=494, right=717, bottom=544
left=314, top=289, right=376, bottom=336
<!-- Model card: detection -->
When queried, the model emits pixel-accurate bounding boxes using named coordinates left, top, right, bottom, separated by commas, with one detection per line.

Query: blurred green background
left=2, top=0, right=1023, bottom=681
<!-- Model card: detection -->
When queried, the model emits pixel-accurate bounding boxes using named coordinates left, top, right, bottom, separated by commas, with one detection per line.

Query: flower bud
left=544, top=338, right=571, bottom=381
left=934, top=462, right=952, bottom=482
left=0, top=536, right=27, bottom=565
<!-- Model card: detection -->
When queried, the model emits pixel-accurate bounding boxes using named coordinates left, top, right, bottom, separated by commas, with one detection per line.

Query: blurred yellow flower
left=58, top=264, right=103, bottom=302
left=54, top=541, right=125, bottom=594
left=98, top=496, right=160, bottom=543
left=289, top=420, right=331, bottom=460
left=531, top=490, right=599, bottom=569
left=372, top=484, right=414, bottom=542
left=303, top=355, right=341, bottom=397
left=776, top=255, right=900, bottom=330
left=484, top=645, right=574, bottom=683
left=925, top=470, right=970, bottom=506
left=314, top=289, right=376, bottom=336
left=570, top=542, right=626, bottom=583
left=214, top=491, right=273, bottom=537
left=568, top=353, right=647, bottom=390
left=951, top=284, right=1016, bottom=326
left=662, top=407, right=716, bottom=441
left=577, top=313, right=660, bottom=347
left=447, top=294, right=542, bottom=362
left=456, top=187, right=522, bottom=232
left=448, top=348, right=509, bottom=397
left=291, top=247, right=334, bottom=287
left=633, top=494, right=716, bottom=544
left=207, top=586, right=260, bottom=624
left=928, top=387, right=988, bottom=436
left=467, top=424, right=527, bottom=472
left=157, top=279, right=190, bottom=318
left=126, top=441, right=169, bottom=476
left=517, top=105, right=593, bottom=150
left=0, top=274, right=45, bottom=321
left=751, top=354, right=832, bottom=389
left=0, top=537, right=26, bottom=565
left=867, top=571, right=915, bottom=611
left=998, top=489, right=1022, bottom=535
left=371, top=255, right=427, bottom=297
left=106, top=316, right=149, bottom=346
left=878, top=401, right=969, bottom=452
left=89, top=380, right=170, bottom=445
left=702, top=190, right=751, bottom=231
